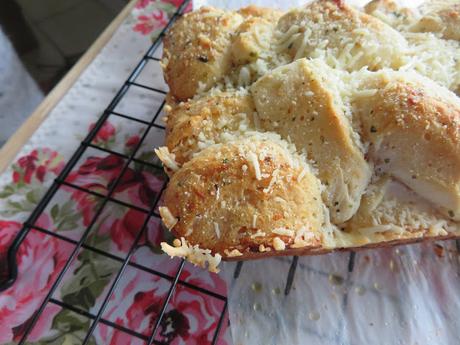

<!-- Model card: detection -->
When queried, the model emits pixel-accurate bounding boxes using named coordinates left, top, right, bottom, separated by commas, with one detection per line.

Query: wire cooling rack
left=0, top=1, right=228, bottom=344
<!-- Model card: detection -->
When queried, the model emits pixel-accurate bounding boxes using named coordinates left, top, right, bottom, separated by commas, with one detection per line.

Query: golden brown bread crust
left=230, top=16, right=274, bottom=66
left=165, top=91, right=256, bottom=165
left=162, top=138, right=324, bottom=255
left=364, top=0, right=415, bottom=27
left=162, top=6, right=282, bottom=101
left=157, top=1, right=460, bottom=268
left=162, top=7, right=243, bottom=101
left=364, top=0, right=460, bottom=40
left=251, top=59, right=371, bottom=223
left=354, top=73, right=460, bottom=220
left=237, top=5, right=282, bottom=21
left=158, top=66, right=460, bottom=264
left=232, top=6, right=282, bottom=65
left=365, top=0, right=405, bottom=14
left=413, top=4, right=460, bottom=41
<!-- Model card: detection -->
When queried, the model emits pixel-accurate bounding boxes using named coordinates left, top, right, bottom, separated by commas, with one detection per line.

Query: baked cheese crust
left=158, top=0, right=460, bottom=271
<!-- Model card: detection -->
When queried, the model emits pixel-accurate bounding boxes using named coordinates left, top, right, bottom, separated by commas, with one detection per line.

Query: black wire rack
left=0, top=1, right=228, bottom=344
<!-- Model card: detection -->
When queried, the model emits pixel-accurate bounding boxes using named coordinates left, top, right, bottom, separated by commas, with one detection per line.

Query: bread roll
left=165, top=91, right=256, bottom=165
left=158, top=0, right=460, bottom=269
left=275, top=0, right=407, bottom=71
left=162, top=7, right=243, bottom=100
left=351, top=70, right=460, bottom=221
left=251, top=59, right=371, bottom=223
left=161, top=136, right=324, bottom=257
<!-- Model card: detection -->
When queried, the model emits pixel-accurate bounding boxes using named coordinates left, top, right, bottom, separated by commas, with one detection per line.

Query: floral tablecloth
left=0, top=1, right=232, bottom=344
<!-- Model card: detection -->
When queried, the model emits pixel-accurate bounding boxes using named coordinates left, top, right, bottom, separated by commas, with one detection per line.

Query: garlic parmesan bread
left=158, top=0, right=460, bottom=272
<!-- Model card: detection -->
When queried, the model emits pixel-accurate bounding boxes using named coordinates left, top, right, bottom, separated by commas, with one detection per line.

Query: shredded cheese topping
left=250, top=229, right=266, bottom=239
left=224, top=249, right=244, bottom=257
left=272, top=227, right=295, bottom=237
left=155, top=147, right=180, bottom=172
left=247, top=151, right=262, bottom=180
left=159, top=207, right=177, bottom=230
left=263, top=169, right=280, bottom=194
left=273, top=237, right=286, bottom=251
left=161, top=237, right=222, bottom=273
left=214, top=222, right=221, bottom=239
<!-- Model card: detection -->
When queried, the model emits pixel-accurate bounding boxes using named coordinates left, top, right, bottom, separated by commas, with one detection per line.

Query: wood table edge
left=0, top=0, right=138, bottom=174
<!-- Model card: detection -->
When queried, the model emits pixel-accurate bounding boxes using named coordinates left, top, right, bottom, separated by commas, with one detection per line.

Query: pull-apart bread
left=157, top=0, right=460, bottom=271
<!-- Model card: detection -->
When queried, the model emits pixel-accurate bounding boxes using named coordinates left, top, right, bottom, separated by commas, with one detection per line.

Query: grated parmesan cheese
left=292, top=226, right=316, bottom=248
left=274, top=196, right=287, bottom=204
left=273, top=237, right=286, bottom=251
left=250, top=229, right=266, bottom=239
left=272, top=227, right=295, bottom=237
left=238, top=67, right=251, bottom=86
left=247, top=151, right=262, bottom=180
left=214, top=222, right=221, bottom=239
left=298, top=168, right=308, bottom=182
left=159, top=207, right=177, bottom=229
left=155, top=147, right=180, bottom=172
left=161, top=237, right=222, bottom=273
left=224, top=249, right=243, bottom=257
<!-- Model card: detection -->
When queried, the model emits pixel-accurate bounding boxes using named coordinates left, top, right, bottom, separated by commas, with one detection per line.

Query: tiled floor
left=1, top=0, right=127, bottom=92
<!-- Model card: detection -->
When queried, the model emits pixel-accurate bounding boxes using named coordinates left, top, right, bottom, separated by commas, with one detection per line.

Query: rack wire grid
left=0, top=1, right=229, bottom=344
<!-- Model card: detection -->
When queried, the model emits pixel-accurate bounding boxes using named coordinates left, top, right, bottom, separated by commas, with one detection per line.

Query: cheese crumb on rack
left=161, top=237, right=222, bottom=273
left=274, top=196, right=287, bottom=204
left=258, top=244, right=272, bottom=252
left=263, top=169, right=280, bottom=194
left=273, top=237, right=286, bottom=251
left=224, top=249, right=244, bottom=257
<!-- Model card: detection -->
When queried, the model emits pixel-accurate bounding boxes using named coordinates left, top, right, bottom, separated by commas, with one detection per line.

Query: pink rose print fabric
left=132, top=0, right=193, bottom=36
left=0, top=222, right=73, bottom=343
